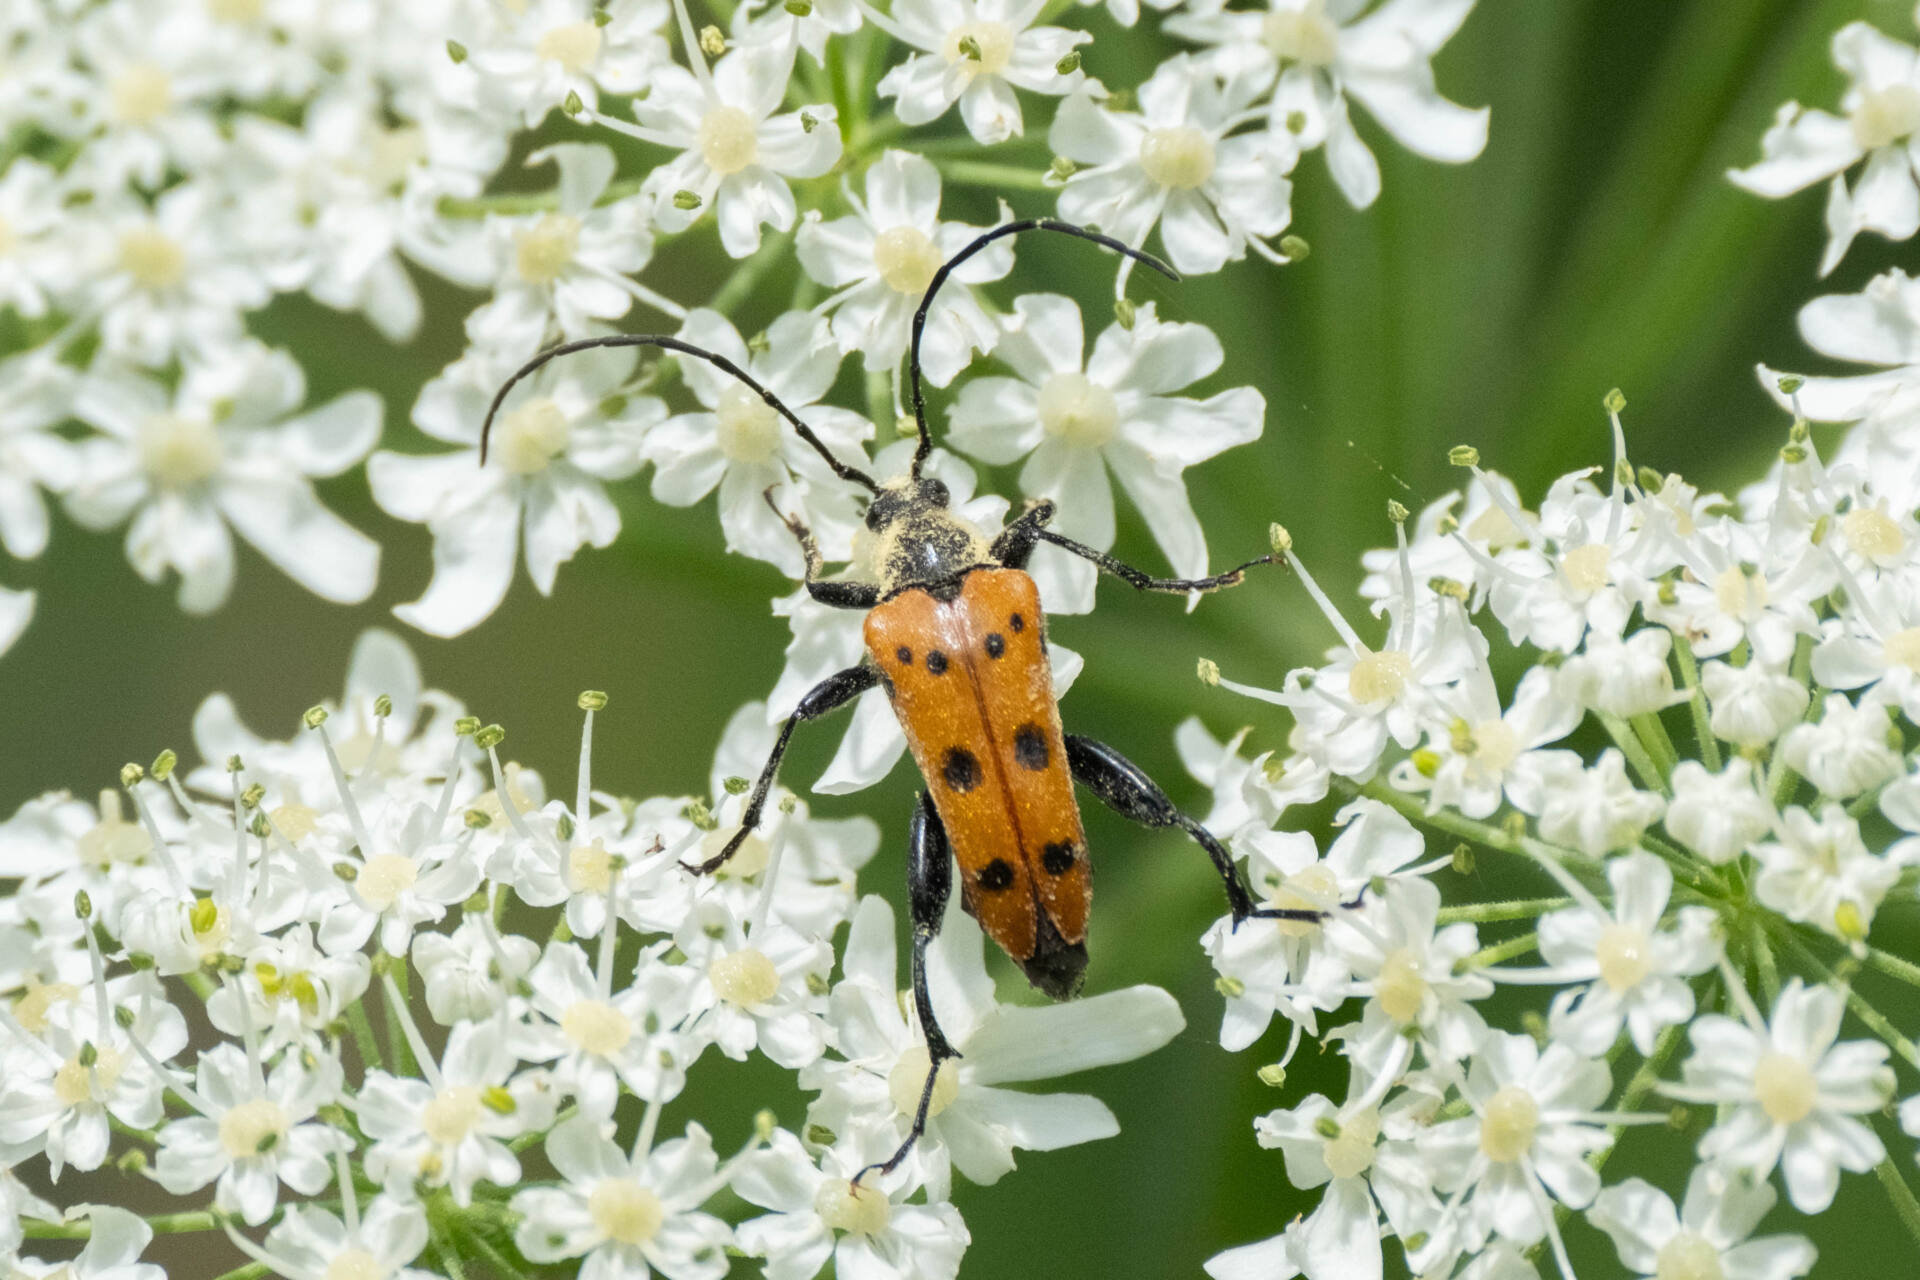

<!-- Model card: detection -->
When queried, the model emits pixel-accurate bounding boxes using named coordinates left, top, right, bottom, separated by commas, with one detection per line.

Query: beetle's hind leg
left=684, top=664, right=878, bottom=875
left=856, top=791, right=961, bottom=1186
left=763, top=487, right=879, bottom=610
left=1064, top=734, right=1353, bottom=925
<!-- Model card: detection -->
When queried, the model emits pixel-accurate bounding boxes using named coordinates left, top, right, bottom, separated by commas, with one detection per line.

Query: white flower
left=619, top=36, right=840, bottom=257
left=1674, top=978, right=1894, bottom=1213
left=6, top=1206, right=165, bottom=1280
left=1523, top=750, right=1665, bottom=858
left=260, top=1196, right=437, bottom=1280
left=0, top=159, right=68, bottom=319
left=1330, top=875, right=1490, bottom=1073
left=795, top=150, right=1013, bottom=386
left=948, top=295, right=1264, bottom=613
left=643, top=308, right=872, bottom=576
left=468, top=0, right=670, bottom=126
left=801, top=896, right=1183, bottom=1200
left=1702, top=659, right=1810, bottom=749
left=677, top=899, right=833, bottom=1070
left=733, top=1129, right=970, bottom=1280
left=1663, top=759, right=1775, bottom=865
left=1393, top=665, right=1582, bottom=820
left=1050, top=56, right=1298, bottom=278
left=66, top=344, right=380, bottom=612
left=1729, top=21, right=1920, bottom=274
left=0, top=585, right=31, bottom=659
left=1166, top=0, right=1489, bottom=209
left=523, top=941, right=699, bottom=1114
left=1779, top=692, right=1902, bottom=797
left=413, top=913, right=539, bottom=1026
left=1751, top=803, right=1905, bottom=939
left=152, top=1044, right=342, bottom=1225
left=511, top=1115, right=732, bottom=1279
left=872, top=0, right=1089, bottom=145
left=66, top=0, right=227, bottom=191
left=1562, top=627, right=1679, bottom=718
left=1531, top=851, right=1721, bottom=1056
left=1588, top=1166, right=1816, bottom=1280
left=370, top=337, right=660, bottom=637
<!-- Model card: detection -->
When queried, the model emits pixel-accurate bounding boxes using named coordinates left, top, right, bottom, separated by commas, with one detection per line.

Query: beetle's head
left=864, top=475, right=951, bottom=532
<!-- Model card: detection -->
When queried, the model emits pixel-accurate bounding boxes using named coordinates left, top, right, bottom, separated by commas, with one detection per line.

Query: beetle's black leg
left=990, top=498, right=1057, bottom=568
left=1035, top=528, right=1275, bottom=595
left=856, top=791, right=960, bottom=1185
left=1064, top=734, right=1338, bottom=925
left=684, top=665, right=880, bottom=874
left=763, top=487, right=880, bottom=610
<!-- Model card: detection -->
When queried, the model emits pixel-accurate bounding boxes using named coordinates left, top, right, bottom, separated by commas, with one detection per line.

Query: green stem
left=347, top=1000, right=384, bottom=1075
left=25, top=1210, right=222, bottom=1240
left=1771, top=924, right=1920, bottom=1070
left=1863, top=943, right=1920, bottom=993
left=1630, top=711, right=1679, bottom=787
left=431, top=1226, right=471, bottom=1280
left=459, top=1221, right=534, bottom=1280
left=209, top=1266, right=270, bottom=1280
left=1876, top=1151, right=1920, bottom=1250
left=1437, top=897, right=1572, bottom=924
left=183, top=970, right=215, bottom=1001
left=1353, top=780, right=1607, bottom=879
left=1766, top=635, right=1816, bottom=809
left=1670, top=631, right=1720, bottom=772
left=1591, top=1014, right=1691, bottom=1180
left=1598, top=710, right=1667, bottom=794
left=510, top=1105, right=577, bottom=1153
left=933, top=158, right=1053, bottom=192
left=1465, top=930, right=1539, bottom=968
left=1748, top=919, right=1779, bottom=1005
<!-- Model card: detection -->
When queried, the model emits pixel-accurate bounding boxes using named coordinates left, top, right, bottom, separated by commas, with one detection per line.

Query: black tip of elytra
left=1021, top=909, right=1088, bottom=1001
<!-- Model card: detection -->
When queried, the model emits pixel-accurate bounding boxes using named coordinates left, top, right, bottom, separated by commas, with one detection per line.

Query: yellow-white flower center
left=1594, top=922, right=1652, bottom=992
left=872, top=225, right=941, bottom=295
left=495, top=397, right=572, bottom=475
left=118, top=227, right=187, bottom=290
left=54, top=1047, right=126, bottom=1106
left=1884, top=627, right=1920, bottom=673
left=1852, top=84, right=1920, bottom=150
left=421, top=1086, right=484, bottom=1145
left=715, top=382, right=783, bottom=462
left=568, top=841, right=614, bottom=894
left=362, top=125, right=425, bottom=193
left=515, top=213, right=580, bottom=285
left=1560, top=543, right=1612, bottom=594
left=1753, top=1050, right=1817, bottom=1125
left=1268, top=862, right=1338, bottom=938
left=1348, top=649, right=1412, bottom=705
left=1466, top=503, right=1527, bottom=549
left=888, top=1045, right=960, bottom=1118
left=1477, top=1085, right=1539, bottom=1163
left=1374, top=948, right=1427, bottom=1024
left=1139, top=127, right=1216, bottom=190
left=942, top=20, right=1015, bottom=76
left=1713, top=566, right=1767, bottom=617
left=270, top=803, right=320, bottom=842
left=1654, top=1231, right=1725, bottom=1280
left=219, top=1098, right=291, bottom=1159
left=12, top=980, right=80, bottom=1035
left=1320, top=1108, right=1379, bottom=1179
left=78, top=790, right=150, bottom=866
left=536, top=21, right=603, bottom=72
left=814, top=1177, right=892, bottom=1235
left=0, top=216, right=16, bottom=257
left=137, top=413, right=223, bottom=491
left=1262, top=4, right=1338, bottom=66
left=356, top=853, right=418, bottom=911
left=111, top=64, right=173, bottom=126
left=1842, top=506, right=1904, bottom=561
left=700, top=827, right=771, bottom=878
left=563, top=999, right=634, bottom=1056
left=589, top=1178, right=665, bottom=1245
left=207, top=0, right=264, bottom=22
left=698, top=106, right=759, bottom=175
left=1468, top=718, right=1519, bottom=773
left=709, top=947, right=781, bottom=1006
left=1037, top=371, right=1118, bottom=448
left=323, top=1250, right=387, bottom=1280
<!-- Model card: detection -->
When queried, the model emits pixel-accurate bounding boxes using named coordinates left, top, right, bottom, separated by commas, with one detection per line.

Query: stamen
left=121, top=776, right=187, bottom=890
left=310, top=720, right=373, bottom=854
left=748, top=812, right=791, bottom=937
left=229, top=973, right=268, bottom=1095
left=671, top=0, right=717, bottom=95
left=1521, top=1155, right=1581, bottom=1280
left=598, top=862, right=621, bottom=1000
left=632, top=1096, right=661, bottom=1161
left=576, top=700, right=595, bottom=838
left=430, top=732, right=465, bottom=837
left=381, top=972, right=443, bottom=1089
left=335, top=1148, right=359, bottom=1236
left=1715, top=956, right=1770, bottom=1035
left=1281, top=542, right=1367, bottom=652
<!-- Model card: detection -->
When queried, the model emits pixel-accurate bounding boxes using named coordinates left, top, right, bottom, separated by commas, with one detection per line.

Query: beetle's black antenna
left=906, top=219, right=1180, bottom=479
left=480, top=334, right=881, bottom=494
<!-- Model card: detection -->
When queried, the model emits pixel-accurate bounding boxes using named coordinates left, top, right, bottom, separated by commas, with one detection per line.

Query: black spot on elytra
left=1042, top=842, right=1076, bottom=875
left=896, top=646, right=913, bottom=665
left=978, top=858, right=1014, bottom=891
left=1013, top=722, right=1049, bottom=771
left=926, top=650, right=949, bottom=675
left=1009, top=613, right=1025, bottom=633
left=984, top=632, right=1005, bottom=659
left=942, top=746, right=980, bottom=792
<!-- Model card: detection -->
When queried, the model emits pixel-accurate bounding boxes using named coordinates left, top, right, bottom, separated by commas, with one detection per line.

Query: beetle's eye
left=922, top=479, right=950, bottom=507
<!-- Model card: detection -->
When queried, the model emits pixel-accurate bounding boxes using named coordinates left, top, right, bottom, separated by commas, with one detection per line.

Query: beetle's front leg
left=1036, top=527, right=1274, bottom=595
left=856, top=790, right=960, bottom=1185
left=763, top=488, right=880, bottom=610
left=684, top=664, right=879, bottom=874
left=1064, top=734, right=1342, bottom=925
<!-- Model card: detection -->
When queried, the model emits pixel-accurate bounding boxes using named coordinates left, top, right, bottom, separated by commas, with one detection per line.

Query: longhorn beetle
left=482, top=218, right=1353, bottom=1184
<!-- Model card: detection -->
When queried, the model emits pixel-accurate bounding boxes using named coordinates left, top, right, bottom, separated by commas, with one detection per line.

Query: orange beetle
left=482, top=219, right=1339, bottom=1180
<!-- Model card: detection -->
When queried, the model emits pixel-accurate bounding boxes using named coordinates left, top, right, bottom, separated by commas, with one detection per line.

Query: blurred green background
left=8, top=0, right=1920, bottom=1273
